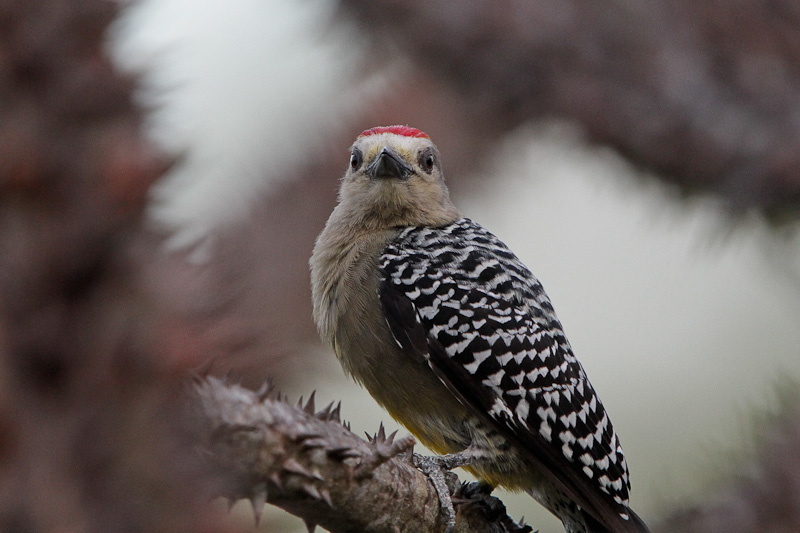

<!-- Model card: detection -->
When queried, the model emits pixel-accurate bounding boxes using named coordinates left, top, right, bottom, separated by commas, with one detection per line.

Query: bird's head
left=336, top=126, right=460, bottom=230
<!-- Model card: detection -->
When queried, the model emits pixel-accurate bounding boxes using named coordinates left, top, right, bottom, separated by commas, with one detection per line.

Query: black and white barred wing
left=378, top=219, right=634, bottom=530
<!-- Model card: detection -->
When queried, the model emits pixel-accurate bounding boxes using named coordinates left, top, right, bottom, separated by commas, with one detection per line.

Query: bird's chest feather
left=313, top=232, right=472, bottom=453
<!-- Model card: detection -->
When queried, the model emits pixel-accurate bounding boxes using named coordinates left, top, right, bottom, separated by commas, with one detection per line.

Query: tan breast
left=311, top=227, right=470, bottom=453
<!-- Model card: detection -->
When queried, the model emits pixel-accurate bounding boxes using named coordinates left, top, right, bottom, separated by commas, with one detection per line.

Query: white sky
left=111, top=0, right=380, bottom=252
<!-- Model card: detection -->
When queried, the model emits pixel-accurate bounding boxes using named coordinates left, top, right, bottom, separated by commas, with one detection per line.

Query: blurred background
left=3, top=0, right=800, bottom=531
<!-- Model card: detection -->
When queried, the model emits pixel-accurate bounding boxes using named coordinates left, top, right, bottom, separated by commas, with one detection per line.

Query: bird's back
left=379, top=218, right=643, bottom=531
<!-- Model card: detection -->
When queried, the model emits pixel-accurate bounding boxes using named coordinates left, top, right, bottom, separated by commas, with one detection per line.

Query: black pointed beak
left=367, top=147, right=412, bottom=180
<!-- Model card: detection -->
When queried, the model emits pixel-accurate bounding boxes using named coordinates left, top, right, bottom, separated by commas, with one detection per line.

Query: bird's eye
left=350, top=149, right=363, bottom=171
left=420, top=149, right=435, bottom=173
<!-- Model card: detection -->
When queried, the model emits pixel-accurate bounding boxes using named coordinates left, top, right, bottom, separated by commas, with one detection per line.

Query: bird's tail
left=582, top=509, right=649, bottom=533
left=524, top=487, right=649, bottom=532
left=625, top=508, right=650, bottom=532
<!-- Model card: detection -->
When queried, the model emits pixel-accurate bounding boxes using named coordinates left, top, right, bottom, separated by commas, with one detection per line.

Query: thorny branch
left=193, top=376, right=532, bottom=533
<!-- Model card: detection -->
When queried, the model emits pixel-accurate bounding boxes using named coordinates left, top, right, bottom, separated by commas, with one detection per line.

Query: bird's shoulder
left=379, top=218, right=553, bottom=315
left=378, top=218, right=576, bottom=385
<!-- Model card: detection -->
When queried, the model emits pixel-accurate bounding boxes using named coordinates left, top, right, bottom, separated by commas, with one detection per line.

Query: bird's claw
left=412, top=453, right=459, bottom=533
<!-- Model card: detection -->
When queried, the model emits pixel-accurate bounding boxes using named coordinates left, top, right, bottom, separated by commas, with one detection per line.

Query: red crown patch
left=358, top=125, right=429, bottom=139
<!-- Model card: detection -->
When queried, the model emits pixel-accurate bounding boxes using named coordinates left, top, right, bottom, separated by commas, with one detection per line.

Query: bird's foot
left=412, top=451, right=477, bottom=533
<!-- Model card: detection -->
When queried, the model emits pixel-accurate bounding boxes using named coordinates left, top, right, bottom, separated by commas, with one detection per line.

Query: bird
left=310, top=125, right=648, bottom=532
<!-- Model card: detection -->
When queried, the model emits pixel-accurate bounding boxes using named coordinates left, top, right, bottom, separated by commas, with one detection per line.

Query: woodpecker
left=310, top=126, right=648, bottom=532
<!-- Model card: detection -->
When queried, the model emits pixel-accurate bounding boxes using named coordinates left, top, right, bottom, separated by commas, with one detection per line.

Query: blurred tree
left=0, top=0, right=218, bottom=530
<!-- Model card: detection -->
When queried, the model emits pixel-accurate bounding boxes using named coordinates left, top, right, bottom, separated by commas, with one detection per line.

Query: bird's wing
left=378, top=219, right=641, bottom=532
